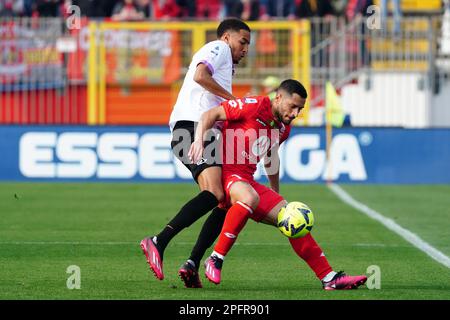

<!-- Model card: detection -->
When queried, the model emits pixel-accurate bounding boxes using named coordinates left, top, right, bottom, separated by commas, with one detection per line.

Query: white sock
left=187, top=259, right=196, bottom=268
left=321, top=271, right=337, bottom=283
left=212, top=251, right=225, bottom=260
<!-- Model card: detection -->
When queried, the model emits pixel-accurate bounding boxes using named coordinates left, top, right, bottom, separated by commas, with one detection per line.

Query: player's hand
left=188, top=140, right=204, bottom=164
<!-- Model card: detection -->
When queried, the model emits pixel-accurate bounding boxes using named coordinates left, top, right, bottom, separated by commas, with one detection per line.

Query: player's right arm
left=188, top=97, right=261, bottom=163
left=188, top=106, right=227, bottom=163
left=194, top=64, right=236, bottom=101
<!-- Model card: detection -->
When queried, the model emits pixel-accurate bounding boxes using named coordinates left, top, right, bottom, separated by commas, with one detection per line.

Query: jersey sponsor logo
left=251, top=136, right=271, bottom=157
left=244, top=98, right=258, bottom=104
left=241, top=150, right=254, bottom=162
left=256, top=118, right=267, bottom=127
left=269, top=120, right=279, bottom=129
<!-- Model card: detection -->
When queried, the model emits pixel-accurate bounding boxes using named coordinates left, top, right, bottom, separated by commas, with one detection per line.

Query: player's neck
left=270, top=103, right=279, bottom=122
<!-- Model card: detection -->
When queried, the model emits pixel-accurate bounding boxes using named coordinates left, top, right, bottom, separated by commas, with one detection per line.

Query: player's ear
left=221, top=31, right=231, bottom=43
left=275, top=91, right=282, bottom=103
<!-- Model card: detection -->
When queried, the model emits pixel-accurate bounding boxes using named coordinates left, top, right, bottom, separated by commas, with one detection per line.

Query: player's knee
left=198, top=171, right=223, bottom=202
left=203, top=186, right=224, bottom=203
left=241, top=193, right=259, bottom=210
left=252, top=194, right=260, bottom=209
left=211, top=188, right=225, bottom=203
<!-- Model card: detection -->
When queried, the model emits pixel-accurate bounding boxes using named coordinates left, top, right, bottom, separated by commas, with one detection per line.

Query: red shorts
left=221, top=172, right=284, bottom=222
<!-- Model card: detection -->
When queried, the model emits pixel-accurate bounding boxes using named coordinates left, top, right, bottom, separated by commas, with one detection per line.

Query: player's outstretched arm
left=188, top=106, right=227, bottom=163
left=194, top=64, right=236, bottom=101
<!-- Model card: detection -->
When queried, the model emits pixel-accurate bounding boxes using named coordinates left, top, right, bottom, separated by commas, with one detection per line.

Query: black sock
left=155, top=191, right=218, bottom=256
left=189, top=207, right=227, bottom=268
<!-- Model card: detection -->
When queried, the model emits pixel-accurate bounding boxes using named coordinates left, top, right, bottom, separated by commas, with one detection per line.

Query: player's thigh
left=250, top=182, right=286, bottom=225
left=171, top=120, right=195, bottom=159
left=171, top=120, right=223, bottom=200
left=197, top=166, right=224, bottom=201
left=260, top=200, right=288, bottom=226
left=229, top=181, right=260, bottom=209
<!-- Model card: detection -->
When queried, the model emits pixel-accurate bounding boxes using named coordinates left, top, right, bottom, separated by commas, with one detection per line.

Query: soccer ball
left=277, top=201, right=314, bottom=238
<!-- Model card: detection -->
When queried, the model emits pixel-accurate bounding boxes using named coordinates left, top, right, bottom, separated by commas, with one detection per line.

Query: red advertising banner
left=0, top=20, right=64, bottom=91
left=67, top=21, right=181, bottom=85
left=1, top=18, right=182, bottom=90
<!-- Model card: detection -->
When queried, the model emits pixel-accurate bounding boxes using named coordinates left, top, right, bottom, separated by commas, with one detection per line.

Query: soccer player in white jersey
left=140, top=19, right=251, bottom=285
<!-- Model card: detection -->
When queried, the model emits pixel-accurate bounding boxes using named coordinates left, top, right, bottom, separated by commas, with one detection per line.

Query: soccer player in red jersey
left=189, top=79, right=367, bottom=290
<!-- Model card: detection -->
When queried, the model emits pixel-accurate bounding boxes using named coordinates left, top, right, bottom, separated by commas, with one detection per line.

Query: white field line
left=329, top=183, right=450, bottom=269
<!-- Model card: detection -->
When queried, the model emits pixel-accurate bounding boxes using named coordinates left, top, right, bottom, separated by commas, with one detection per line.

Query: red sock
left=213, top=201, right=253, bottom=256
left=289, top=233, right=333, bottom=280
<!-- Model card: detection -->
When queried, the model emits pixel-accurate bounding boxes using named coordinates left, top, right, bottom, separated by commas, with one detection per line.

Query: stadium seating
left=370, top=18, right=438, bottom=71
left=373, top=0, right=442, bottom=13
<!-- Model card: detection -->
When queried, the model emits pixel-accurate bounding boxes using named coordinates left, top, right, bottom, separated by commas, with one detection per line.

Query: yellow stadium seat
left=373, top=0, right=442, bottom=13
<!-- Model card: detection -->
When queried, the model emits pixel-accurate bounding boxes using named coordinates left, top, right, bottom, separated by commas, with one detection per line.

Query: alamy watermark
left=66, top=5, right=81, bottom=30
left=366, top=5, right=382, bottom=30
left=172, top=127, right=283, bottom=176
left=66, top=265, right=81, bottom=289
left=366, top=265, right=381, bottom=289
left=65, top=5, right=383, bottom=31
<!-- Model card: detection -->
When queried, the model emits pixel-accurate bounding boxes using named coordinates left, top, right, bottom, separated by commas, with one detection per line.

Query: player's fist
left=188, top=140, right=204, bottom=164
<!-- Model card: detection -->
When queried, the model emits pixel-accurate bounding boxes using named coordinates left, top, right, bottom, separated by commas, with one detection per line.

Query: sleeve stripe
left=198, top=60, right=215, bottom=75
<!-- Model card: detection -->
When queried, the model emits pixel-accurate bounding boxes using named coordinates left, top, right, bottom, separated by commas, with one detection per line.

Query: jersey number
left=228, top=99, right=244, bottom=110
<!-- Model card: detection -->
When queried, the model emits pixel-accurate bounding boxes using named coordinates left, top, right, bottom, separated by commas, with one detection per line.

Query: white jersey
left=169, top=40, right=234, bottom=131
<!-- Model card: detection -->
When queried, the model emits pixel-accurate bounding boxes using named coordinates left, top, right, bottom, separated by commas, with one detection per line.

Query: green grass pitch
left=0, top=183, right=449, bottom=300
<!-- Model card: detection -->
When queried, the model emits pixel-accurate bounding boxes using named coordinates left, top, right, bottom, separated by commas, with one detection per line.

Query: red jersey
left=220, top=96, right=291, bottom=178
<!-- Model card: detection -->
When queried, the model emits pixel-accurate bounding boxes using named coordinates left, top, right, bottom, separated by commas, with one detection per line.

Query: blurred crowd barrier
left=0, top=18, right=310, bottom=125
left=1, top=13, right=449, bottom=128
left=87, top=20, right=310, bottom=125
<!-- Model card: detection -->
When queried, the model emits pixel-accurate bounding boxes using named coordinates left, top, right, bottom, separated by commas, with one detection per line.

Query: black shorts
left=171, top=120, right=222, bottom=182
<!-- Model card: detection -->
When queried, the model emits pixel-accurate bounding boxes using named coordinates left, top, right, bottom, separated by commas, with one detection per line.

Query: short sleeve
left=195, top=42, right=230, bottom=75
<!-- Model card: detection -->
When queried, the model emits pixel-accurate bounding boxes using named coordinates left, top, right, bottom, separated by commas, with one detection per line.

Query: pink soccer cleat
left=322, top=271, right=367, bottom=290
left=204, top=255, right=223, bottom=285
left=178, top=260, right=203, bottom=288
left=140, top=237, right=164, bottom=280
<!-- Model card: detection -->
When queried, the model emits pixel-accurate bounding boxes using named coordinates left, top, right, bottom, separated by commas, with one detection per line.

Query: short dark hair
left=277, top=79, right=308, bottom=99
left=217, top=18, right=251, bottom=38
